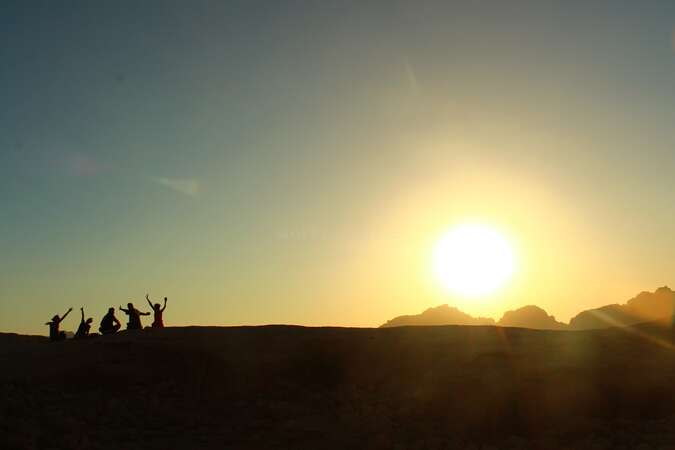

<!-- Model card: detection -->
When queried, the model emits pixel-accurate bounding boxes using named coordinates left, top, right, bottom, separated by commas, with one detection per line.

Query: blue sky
left=3, top=1, right=675, bottom=334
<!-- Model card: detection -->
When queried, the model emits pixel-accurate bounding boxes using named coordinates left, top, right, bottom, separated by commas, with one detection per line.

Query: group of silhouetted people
left=46, top=294, right=168, bottom=342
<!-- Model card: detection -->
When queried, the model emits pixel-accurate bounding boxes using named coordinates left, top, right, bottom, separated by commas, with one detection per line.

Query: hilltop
left=3, top=324, right=675, bottom=449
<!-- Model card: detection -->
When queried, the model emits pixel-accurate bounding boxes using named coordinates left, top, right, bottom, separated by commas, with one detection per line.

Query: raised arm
left=146, top=294, right=153, bottom=309
left=61, top=307, right=73, bottom=321
left=119, top=305, right=128, bottom=313
left=80, top=307, right=85, bottom=322
left=161, top=297, right=167, bottom=312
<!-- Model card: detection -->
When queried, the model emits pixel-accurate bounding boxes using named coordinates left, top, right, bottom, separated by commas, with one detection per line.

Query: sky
left=3, top=1, right=675, bottom=335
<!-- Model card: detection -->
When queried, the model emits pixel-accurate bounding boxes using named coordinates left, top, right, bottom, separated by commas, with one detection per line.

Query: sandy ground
left=3, top=324, right=675, bottom=449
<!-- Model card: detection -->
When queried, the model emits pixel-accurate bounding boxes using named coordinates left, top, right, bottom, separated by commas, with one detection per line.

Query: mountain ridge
left=380, top=286, right=675, bottom=330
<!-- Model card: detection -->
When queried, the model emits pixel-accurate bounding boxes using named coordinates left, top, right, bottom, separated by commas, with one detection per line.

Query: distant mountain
left=381, top=286, right=675, bottom=331
left=379, top=304, right=495, bottom=328
left=569, top=286, right=675, bottom=330
left=380, top=304, right=565, bottom=330
left=497, top=305, right=567, bottom=330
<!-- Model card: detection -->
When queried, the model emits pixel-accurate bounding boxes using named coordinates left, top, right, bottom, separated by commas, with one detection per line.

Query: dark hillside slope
left=3, top=325, right=675, bottom=449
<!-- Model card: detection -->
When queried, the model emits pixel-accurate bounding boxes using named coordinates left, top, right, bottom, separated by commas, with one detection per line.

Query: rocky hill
left=380, top=304, right=495, bottom=327
left=569, top=286, right=675, bottom=330
left=381, top=287, right=675, bottom=331
left=497, top=305, right=567, bottom=330
left=380, top=304, right=565, bottom=330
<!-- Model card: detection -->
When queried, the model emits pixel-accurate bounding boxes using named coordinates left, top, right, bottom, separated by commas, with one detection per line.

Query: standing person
left=145, top=294, right=167, bottom=328
left=99, top=307, right=121, bottom=335
left=119, top=303, right=150, bottom=330
left=45, top=307, right=72, bottom=341
left=74, top=307, right=93, bottom=339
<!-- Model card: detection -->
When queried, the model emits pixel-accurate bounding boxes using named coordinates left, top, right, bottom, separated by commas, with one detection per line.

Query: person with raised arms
left=145, top=294, right=167, bottom=328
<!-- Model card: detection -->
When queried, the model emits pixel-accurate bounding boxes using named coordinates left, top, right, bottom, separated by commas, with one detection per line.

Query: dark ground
left=2, top=324, right=675, bottom=449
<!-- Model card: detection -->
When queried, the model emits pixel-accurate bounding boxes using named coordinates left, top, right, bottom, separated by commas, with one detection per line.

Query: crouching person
left=99, top=307, right=121, bottom=335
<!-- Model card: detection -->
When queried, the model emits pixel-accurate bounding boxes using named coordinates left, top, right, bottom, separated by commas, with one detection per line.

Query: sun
left=432, top=223, right=515, bottom=297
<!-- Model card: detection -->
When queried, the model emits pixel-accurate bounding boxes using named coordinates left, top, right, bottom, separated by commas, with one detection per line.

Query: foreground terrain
left=3, top=324, right=675, bottom=449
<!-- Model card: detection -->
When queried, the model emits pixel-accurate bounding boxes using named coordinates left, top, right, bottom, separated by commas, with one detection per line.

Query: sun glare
left=433, top=223, right=515, bottom=297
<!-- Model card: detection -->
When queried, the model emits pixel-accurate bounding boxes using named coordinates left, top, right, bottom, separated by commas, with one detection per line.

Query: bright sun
left=433, top=223, right=515, bottom=297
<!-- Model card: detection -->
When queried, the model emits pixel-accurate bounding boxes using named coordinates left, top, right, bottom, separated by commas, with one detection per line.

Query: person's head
left=127, top=302, right=133, bottom=309
left=108, top=307, right=114, bottom=315
left=154, top=303, right=161, bottom=310
left=52, top=314, right=60, bottom=322
left=86, top=318, right=93, bottom=324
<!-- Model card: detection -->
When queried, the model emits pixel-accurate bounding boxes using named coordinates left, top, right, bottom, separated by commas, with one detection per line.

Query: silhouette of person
left=146, top=294, right=167, bottom=328
left=99, top=307, right=121, bottom=335
left=74, top=307, right=93, bottom=339
left=46, top=307, right=72, bottom=342
left=119, top=302, right=150, bottom=330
